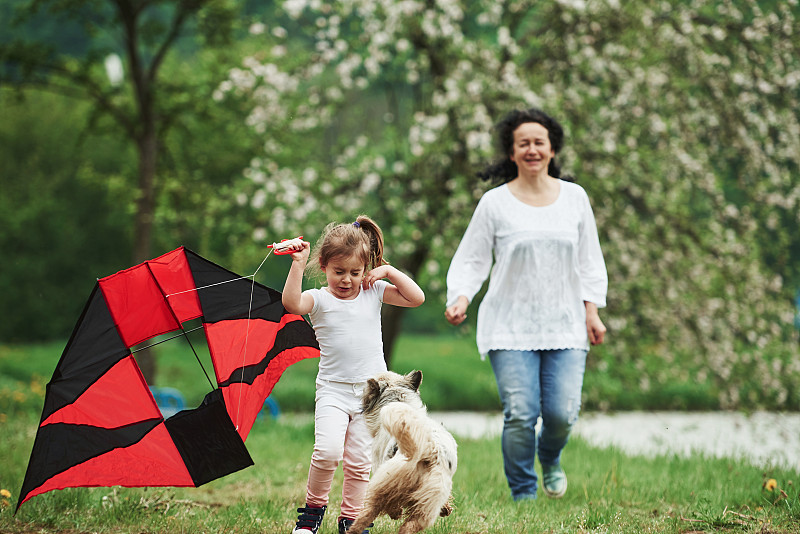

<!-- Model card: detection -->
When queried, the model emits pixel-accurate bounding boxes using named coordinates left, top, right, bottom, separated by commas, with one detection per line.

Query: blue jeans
left=489, top=348, right=587, bottom=500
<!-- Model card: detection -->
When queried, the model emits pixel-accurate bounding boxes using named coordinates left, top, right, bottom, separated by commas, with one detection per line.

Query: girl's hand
left=366, top=266, right=425, bottom=307
left=288, top=241, right=310, bottom=264
left=362, top=265, right=391, bottom=289
left=444, top=296, right=469, bottom=326
left=282, top=240, right=313, bottom=315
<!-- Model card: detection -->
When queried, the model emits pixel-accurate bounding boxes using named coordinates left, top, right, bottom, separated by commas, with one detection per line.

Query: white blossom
left=216, top=0, right=800, bottom=411
left=249, top=22, right=266, bottom=35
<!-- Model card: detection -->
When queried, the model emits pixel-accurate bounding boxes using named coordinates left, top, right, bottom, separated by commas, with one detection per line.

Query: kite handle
left=268, top=236, right=304, bottom=255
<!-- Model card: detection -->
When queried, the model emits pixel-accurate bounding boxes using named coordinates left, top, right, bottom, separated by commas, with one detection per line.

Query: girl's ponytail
left=307, top=214, right=388, bottom=281
left=353, top=215, right=387, bottom=269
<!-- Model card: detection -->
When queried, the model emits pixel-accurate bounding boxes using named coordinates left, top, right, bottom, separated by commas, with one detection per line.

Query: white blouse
left=446, top=182, right=607, bottom=356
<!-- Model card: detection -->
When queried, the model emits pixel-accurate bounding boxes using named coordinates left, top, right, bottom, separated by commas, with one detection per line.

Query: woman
left=444, top=108, right=607, bottom=501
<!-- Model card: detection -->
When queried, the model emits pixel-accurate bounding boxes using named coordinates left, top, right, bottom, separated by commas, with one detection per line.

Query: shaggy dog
left=347, top=370, right=457, bottom=534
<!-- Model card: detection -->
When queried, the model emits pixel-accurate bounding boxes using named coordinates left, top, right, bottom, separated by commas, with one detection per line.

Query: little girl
left=282, top=215, right=425, bottom=534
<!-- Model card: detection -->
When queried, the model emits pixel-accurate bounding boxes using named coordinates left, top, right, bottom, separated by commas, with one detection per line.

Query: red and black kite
left=16, top=247, right=319, bottom=511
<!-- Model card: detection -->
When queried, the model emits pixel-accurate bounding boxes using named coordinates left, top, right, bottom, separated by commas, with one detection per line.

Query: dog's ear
left=362, top=378, right=383, bottom=410
left=406, top=370, right=422, bottom=392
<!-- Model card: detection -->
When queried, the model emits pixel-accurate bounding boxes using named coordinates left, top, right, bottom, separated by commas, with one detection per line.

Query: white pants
left=305, top=378, right=372, bottom=520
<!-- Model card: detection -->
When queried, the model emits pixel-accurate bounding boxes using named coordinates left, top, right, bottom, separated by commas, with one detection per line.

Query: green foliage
left=150, top=50, right=265, bottom=261
left=2, top=0, right=800, bottom=410
left=216, top=0, right=800, bottom=410
left=0, top=88, right=134, bottom=341
left=534, top=0, right=800, bottom=409
left=0, top=0, right=253, bottom=311
left=0, top=44, right=260, bottom=342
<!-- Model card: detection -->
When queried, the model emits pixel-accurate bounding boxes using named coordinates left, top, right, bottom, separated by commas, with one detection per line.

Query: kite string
left=235, top=248, right=272, bottom=431
left=165, top=250, right=273, bottom=300
left=163, top=249, right=274, bottom=431
left=166, top=276, right=253, bottom=298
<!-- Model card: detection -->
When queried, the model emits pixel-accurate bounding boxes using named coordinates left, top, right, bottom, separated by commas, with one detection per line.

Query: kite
left=16, top=246, right=320, bottom=511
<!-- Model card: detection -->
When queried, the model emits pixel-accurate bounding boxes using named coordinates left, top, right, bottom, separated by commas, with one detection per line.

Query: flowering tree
left=531, top=0, right=800, bottom=409
left=217, top=0, right=532, bottom=362
left=218, top=0, right=800, bottom=408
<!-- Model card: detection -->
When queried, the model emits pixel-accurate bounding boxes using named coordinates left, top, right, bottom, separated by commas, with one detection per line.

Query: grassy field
left=2, top=336, right=800, bottom=533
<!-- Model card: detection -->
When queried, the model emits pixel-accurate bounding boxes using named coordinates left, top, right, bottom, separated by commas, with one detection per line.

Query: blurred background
left=1, top=0, right=799, bottom=412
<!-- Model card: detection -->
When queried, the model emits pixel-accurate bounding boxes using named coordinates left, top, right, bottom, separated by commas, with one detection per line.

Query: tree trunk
left=382, top=245, right=429, bottom=367
left=381, top=305, right=405, bottom=367
left=133, top=126, right=157, bottom=263
left=132, top=123, right=159, bottom=383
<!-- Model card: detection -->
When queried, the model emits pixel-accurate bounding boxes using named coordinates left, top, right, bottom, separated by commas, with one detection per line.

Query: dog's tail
left=380, top=403, right=437, bottom=464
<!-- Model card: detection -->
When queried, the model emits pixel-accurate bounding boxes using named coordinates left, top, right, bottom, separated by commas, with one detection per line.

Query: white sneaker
left=541, top=463, right=568, bottom=498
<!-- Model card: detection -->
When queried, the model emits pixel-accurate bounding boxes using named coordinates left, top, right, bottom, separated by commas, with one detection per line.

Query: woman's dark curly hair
left=477, top=108, right=573, bottom=184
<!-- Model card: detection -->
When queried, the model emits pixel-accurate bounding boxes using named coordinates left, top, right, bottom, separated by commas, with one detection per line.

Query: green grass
left=3, top=412, right=798, bottom=533
left=2, top=337, right=800, bottom=532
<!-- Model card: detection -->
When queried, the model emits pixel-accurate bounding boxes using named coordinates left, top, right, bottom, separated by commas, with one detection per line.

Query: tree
left=522, top=0, right=800, bottom=409
left=216, top=0, right=538, bottom=363
left=1, top=0, right=240, bottom=380
left=218, top=0, right=800, bottom=409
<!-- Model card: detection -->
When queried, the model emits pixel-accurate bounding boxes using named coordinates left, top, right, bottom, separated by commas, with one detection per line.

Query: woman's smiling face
left=510, top=122, right=554, bottom=177
left=322, top=253, right=366, bottom=300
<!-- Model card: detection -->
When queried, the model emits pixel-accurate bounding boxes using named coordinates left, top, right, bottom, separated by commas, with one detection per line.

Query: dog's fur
left=348, top=370, right=457, bottom=534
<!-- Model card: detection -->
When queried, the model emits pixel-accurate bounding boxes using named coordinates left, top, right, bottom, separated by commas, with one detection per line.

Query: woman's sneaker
left=292, top=504, right=326, bottom=534
left=541, top=464, right=568, bottom=498
left=337, top=517, right=373, bottom=534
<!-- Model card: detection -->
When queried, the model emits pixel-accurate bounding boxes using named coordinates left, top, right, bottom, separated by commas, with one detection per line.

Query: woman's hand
left=444, top=296, right=470, bottom=326
left=585, top=301, right=606, bottom=345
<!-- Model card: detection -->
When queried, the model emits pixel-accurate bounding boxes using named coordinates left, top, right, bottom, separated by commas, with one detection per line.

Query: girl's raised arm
left=282, top=241, right=315, bottom=315
left=363, top=265, right=425, bottom=308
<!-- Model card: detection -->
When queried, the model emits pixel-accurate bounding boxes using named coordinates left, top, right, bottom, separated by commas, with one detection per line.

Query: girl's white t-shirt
left=307, top=280, right=389, bottom=382
left=446, top=181, right=608, bottom=356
